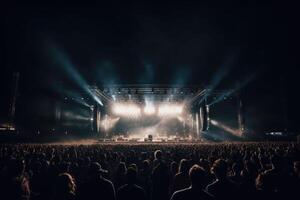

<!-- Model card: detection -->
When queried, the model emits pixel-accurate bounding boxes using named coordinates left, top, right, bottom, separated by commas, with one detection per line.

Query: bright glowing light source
left=144, top=105, right=156, bottom=115
left=177, top=116, right=184, bottom=122
left=101, top=115, right=120, bottom=131
left=90, top=118, right=94, bottom=121
left=112, top=103, right=141, bottom=117
left=158, top=104, right=183, bottom=116
left=210, top=119, right=218, bottom=125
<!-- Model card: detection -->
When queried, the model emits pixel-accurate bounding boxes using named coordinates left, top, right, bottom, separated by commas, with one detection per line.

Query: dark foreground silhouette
left=0, top=142, right=299, bottom=200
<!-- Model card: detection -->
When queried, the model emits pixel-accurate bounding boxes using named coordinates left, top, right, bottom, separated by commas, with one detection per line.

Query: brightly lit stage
left=75, top=84, right=246, bottom=142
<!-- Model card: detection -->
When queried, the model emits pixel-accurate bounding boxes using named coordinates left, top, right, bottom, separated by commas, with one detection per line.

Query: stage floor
left=30, top=139, right=279, bottom=146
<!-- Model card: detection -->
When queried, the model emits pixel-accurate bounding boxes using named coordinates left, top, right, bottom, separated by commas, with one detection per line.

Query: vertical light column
left=196, top=113, right=199, bottom=138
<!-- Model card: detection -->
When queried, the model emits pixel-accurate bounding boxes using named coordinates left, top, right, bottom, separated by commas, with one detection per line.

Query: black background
left=1, top=1, right=299, bottom=133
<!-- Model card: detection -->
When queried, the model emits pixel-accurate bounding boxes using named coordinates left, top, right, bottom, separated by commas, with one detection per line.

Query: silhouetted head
left=179, top=159, right=190, bottom=174
left=116, top=162, right=127, bottom=175
left=126, top=167, right=137, bottom=185
left=170, top=161, right=178, bottom=175
left=129, top=163, right=138, bottom=174
left=232, top=162, right=242, bottom=175
left=271, top=155, right=283, bottom=169
left=154, top=150, right=162, bottom=160
left=89, top=162, right=107, bottom=177
left=55, top=173, right=76, bottom=196
left=189, top=165, right=207, bottom=188
left=294, top=161, right=300, bottom=175
left=142, top=160, right=150, bottom=171
left=211, top=159, right=228, bottom=179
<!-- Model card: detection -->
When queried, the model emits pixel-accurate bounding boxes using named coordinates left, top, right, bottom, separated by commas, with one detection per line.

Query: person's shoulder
left=263, top=168, right=275, bottom=176
left=117, top=184, right=128, bottom=195
left=206, top=180, right=218, bottom=189
left=174, top=172, right=183, bottom=178
left=134, top=184, right=145, bottom=191
left=171, top=188, right=191, bottom=200
left=101, top=177, right=113, bottom=184
left=117, top=184, right=128, bottom=191
left=134, top=184, right=147, bottom=196
left=174, top=187, right=192, bottom=195
left=175, top=172, right=181, bottom=176
left=200, top=190, right=214, bottom=200
left=100, top=177, right=115, bottom=188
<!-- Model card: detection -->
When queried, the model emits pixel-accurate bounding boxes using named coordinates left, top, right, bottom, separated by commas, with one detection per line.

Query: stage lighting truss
left=90, top=85, right=235, bottom=109
left=112, top=102, right=184, bottom=117
left=98, top=84, right=203, bottom=103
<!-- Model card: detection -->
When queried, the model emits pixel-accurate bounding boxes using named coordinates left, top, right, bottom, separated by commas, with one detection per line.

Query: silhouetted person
left=0, top=141, right=299, bottom=200
left=170, top=165, right=213, bottom=200
left=117, top=167, right=146, bottom=200
left=0, top=158, right=30, bottom=200
left=169, top=161, right=178, bottom=193
left=229, top=162, right=243, bottom=184
left=290, top=161, right=300, bottom=197
left=206, top=159, right=238, bottom=199
left=293, top=161, right=300, bottom=178
left=139, top=160, right=152, bottom=197
left=256, top=171, right=274, bottom=199
left=113, top=162, right=127, bottom=190
left=256, top=155, right=289, bottom=199
left=170, top=161, right=179, bottom=179
left=173, top=159, right=190, bottom=192
left=53, top=173, right=76, bottom=200
left=152, top=150, right=170, bottom=200
left=153, top=150, right=163, bottom=167
left=239, top=160, right=258, bottom=199
left=78, top=162, right=116, bottom=200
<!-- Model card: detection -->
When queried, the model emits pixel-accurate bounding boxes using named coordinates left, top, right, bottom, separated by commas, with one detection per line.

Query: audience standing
left=0, top=142, right=299, bottom=200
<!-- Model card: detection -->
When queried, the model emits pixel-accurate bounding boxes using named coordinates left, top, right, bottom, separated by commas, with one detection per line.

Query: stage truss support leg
left=237, top=92, right=245, bottom=137
left=92, top=103, right=101, bottom=135
left=200, top=98, right=209, bottom=132
left=195, top=112, right=200, bottom=139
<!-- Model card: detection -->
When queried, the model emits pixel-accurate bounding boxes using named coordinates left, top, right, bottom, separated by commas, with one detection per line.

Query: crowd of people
left=0, top=142, right=299, bottom=200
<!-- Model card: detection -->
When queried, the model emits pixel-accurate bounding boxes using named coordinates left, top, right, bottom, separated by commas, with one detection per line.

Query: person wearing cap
left=77, top=162, right=116, bottom=200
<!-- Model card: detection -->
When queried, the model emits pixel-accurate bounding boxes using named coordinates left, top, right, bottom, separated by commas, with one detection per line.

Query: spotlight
left=158, top=104, right=183, bottom=116
left=144, top=105, right=156, bottom=115
left=101, top=115, right=120, bottom=131
left=210, top=119, right=218, bottom=125
left=90, top=118, right=94, bottom=121
left=112, top=103, right=141, bottom=117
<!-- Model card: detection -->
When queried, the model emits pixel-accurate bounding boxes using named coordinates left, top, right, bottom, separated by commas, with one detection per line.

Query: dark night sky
left=1, top=1, right=300, bottom=132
